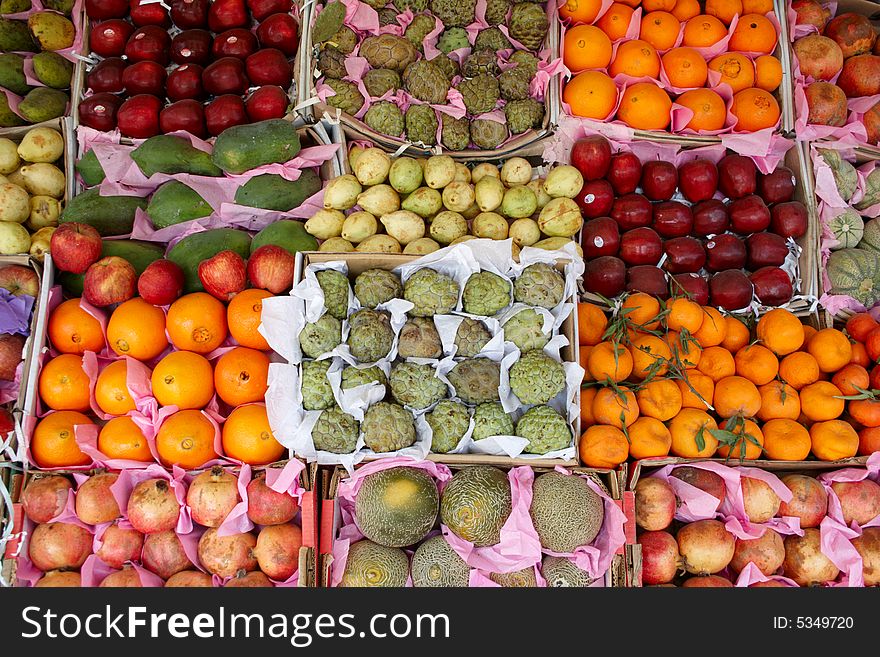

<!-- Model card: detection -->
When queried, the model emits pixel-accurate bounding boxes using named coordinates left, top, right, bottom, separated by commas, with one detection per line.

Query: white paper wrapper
left=293, top=260, right=353, bottom=323
left=434, top=313, right=505, bottom=359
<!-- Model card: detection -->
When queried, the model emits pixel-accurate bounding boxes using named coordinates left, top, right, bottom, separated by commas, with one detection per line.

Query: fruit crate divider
left=775, top=0, right=796, bottom=135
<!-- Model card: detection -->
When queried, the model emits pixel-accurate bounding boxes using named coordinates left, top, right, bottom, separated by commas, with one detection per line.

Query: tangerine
left=559, top=0, right=604, bottom=23
left=831, top=363, right=870, bottom=396
left=580, top=386, right=598, bottom=425
left=810, top=420, right=859, bottom=461
left=621, top=292, right=662, bottom=329
left=676, top=88, right=728, bottom=131
left=721, top=316, right=751, bottom=352
left=666, top=297, right=704, bottom=333
left=807, top=328, right=853, bottom=373
left=755, top=54, right=783, bottom=91
left=641, top=11, right=681, bottom=51
left=734, top=343, right=779, bottom=385
left=713, top=375, right=761, bottom=417
left=592, top=387, right=640, bottom=428
left=630, top=334, right=673, bottom=379
left=597, top=3, right=635, bottom=40
left=731, top=87, right=781, bottom=131
left=628, top=416, right=673, bottom=459
left=682, top=15, right=728, bottom=48
left=578, top=302, right=609, bottom=346
left=694, top=306, right=728, bottom=347
left=636, top=378, right=683, bottom=420
left=716, top=417, right=764, bottom=459
left=708, top=52, right=756, bottom=93
left=845, top=312, right=878, bottom=342
left=756, top=380, right=800, bottom=421
left=588, top=340, right=634, bottom=382
left=728, top=13, right=777, bottom=53
left=756, top=308, right=804, bottom=355
left=697, top=345, right=736, bottom=382
left=669, top=408, right=718, bottom=457
left=671, top=0, right=701, bottom=21
left=677, top=371, right=715, bottom=409
left=227, top=288, right=273, bottom=351
left=705, top=0, right=743, bottom=25
left=799, top=381, right=845, bottom=421
left=762, top=418, right=811, bottom=460
left=663, top=47, right=709, bottom=88
left=579, top=424, right=630, bottom=468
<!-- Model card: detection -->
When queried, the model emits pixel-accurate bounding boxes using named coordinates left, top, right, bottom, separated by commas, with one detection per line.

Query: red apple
left=575, top=179, right=615, bottom=218
left=78, top=93, right=122, bottom=132
left=213, top=29, right=259, bottom=60
left=710, top=269, right=753, bottom=310
left=580, top=217, right=620, bottom=258
left=571, top=135, right=612, bottom=181
left=247, top=245, right=295, bottom=294
left=729, top=195, right=771, bottom=234
left=626, top=265, right=668, bottom=299
left=0, top=264, right=38, bottom=297
left=705, top=234, right=747, bottom=271
left=171, top=29, right=213, bottom=65
left=208, top=0, right=249, bottom=32
left=718, top=154, right=758, bottom=199
left=0, top=407, right=14, bottom=436
left=759, top=165, right=796, bottom=204
left=167, top=64, right=205, bottom=102
left=131, top=0, right=171, bottom=26
left=51, top=223, right=103, bottom=274
left=678, top=159, right=718, bottom=203
left=171, top=0, right=210, bottom=29
left=663, top=236, right=706, bottom=274
left=770, top=201, right=808, bottom=239
left=611, top=193, right=652, bottom=230
left=248, top=0, right=292, bottom=21
left=641, top=160, right=678, bottom=201
left=86, top=0, right=128, bottom=19
left=122, top=60, right=167, bottom=97
left=91, top=20, right=135, bottom=58
left=0, top=334, right=24, bottom=381
left=205, top=95, right=250, bottom=136
left=117, top=95, right=162, bottom=139
left=138, top=259, right=185, bottom=306
left=672, top=273, right=709, bottom=305
left=256, top=13, right=300, bottom=57
left=583, top=256, right=626, bottom=298
left=125, top=26, right=172, bottom=65
left=747, top=232, right=789, bottom=270
left=619, top=227, right=662, bottom=266
left=692, top=199, right=729, bottom=236
left=245, top=48, right=292, bottom=88
left=606, top=151, right=642, bottom=195
left=160, top=100, right=207, bottom=138
left=203, top=57, right=250, bottom=96
left=87, top=58, right=127, bottom=94
left=84, top=257, right=137, bottom=307
left=750, top=267, right=793, bottom=306
left=652, top=201, right=693, bottom=238
left=198, top=250, right=247, bottom=300
left=246, top=85, right=289, bottom=122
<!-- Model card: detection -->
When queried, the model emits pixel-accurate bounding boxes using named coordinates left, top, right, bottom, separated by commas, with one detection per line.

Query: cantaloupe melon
left=860, top=218, right=880, bottom=252
left=541, top=556, right=595, bottom=587
left=828, top=209, right=864, bottom=250
left=826, top=248, right=880, bottom=307
left=355, top=467, right=440, bottom=548
left=440, top=466, right=512, bottom=547
left=529, top=472, right=605, bottom=553
left=411, top=536, right=470, bottom=587
left=490, top=567, right=537, bottom=587
left=340, top=540, right=409, bottom=587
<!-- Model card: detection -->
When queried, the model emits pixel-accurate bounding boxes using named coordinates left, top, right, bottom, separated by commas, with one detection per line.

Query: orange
left=799, top=381, right=845, bottom=421
left=831, top=363, right=870, bottom=396
left=47, top=298, right=105, bottom=355
left=677, top=371, right=715, bottom=409
left=559, top=0, right=603, bottom=23
left=580, top=386, right=598, bottom=425
left=742, top=0, right=773, bottom=12
left=580, top=345, right=592, bottom=381
left=734, top=343, right=778, bottom=385
left=663, top=47, right=709, bottom=88
left=697, top=345, right=736, bottom=382
left=227, top=288, right=272, bottom=351
left=762, top=418, right=811, bottom=460
left=848, top=398, right=880, bottom=428
left=588, top=340, right=634, bottom=382
left=617, top=0, right=642, bottom=7
left=850, top=342, right=870, bottom=368
left=676, top=89, right=727, bottom=131
left=155, top=409, right=218, bottom=469
left=106, top=298, right=168, bottom=361
left=754, top=55, right=783, bottom=92
left=731, top=88, right=780, bottom=131
left=98, top=416, right=152, bottom=462
left=95, top=360, right=137, bottom=416
left=728, top=13, right=777, bottom=53
left=716, top=417, right=764, bottom=459
left=682, top=15, right=728, bottom=48
left=756, top=380, right=800, bottom=421
left=858, top=426, right=880, bottom=456
left=564, top=71, right=618, bottom=119
left=643, top=0, right=676, bottom=10
left=666, top=297, right=703, bottom=333
left=694, top=306, right=728, bottom=347
left=166, top=292, right=228, bottom=354
left=578, top=302, right=608, bottom=346
left=779, top=351, right=819, bottom=390
left=596, top=3, right=635, bottom=40
left=222, top=403, right=285, bottom=465
left=802, top=324, right=818, bottom=348
left=713, top=375, right=761, bottom=417
left=845, top=312, right=878, bottom=343
left=807, top=328, right=853, bottom=373
left=151, top=351, right=215, bottom=410
left=31, top=410, right=93, bottom=468
left=617, top=83, right=672, bottom=130
left=705, top=0, right=743, bottom=25
left=669, top=408, right=719, bottom=457
left=671, top=0, right=701, bottom=21
left=640, top=11, right=681, bottom=51
left=628, top=416, right=673, bottom=459
left=636, top=378, right=683, bottom=420
left=809, top=420, right=859, bottom=461
left=756, top=308, right=804, bottom=355
left=579, top=425, right=630, bottom=468
left=721, top=316, right=750, bottom=352
left=564, top=24, right=613, bottom=72
left=610, top=40, right=661, bottom=78
left=668, top=330, right=702, bottom=368
left=621, top=292, right=662, bottom=330
left=629, top=334, right=672, bottom=379
left=592, top=387, right=639, bottom=428
left=708, top=53, right=755, bottom=93
left=213, top=347, right=270, bottom=407
left=39, top=354, right=90, bottom=411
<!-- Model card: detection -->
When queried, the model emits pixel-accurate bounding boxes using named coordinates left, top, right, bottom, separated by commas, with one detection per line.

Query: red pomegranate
left=127, top=479, right=180, bottom=534
left=634, top=478, right=677, bottom=531
left=187, top=467, right=240, bottom=528
left=22, top=475, right=72, bottom=524
left=198, top=528, right=258, bottom=578
left=141, top=530, right=193, bottom=579
left=246, top=473, right=299, bottom=525
left=252, top=523, right=302, bottom=581
left=677, top=519, right=735, bottom=575
left=96, top=524, right=144, bottom=569
left=28, top=522, right=93, bottom=571
left=75, top=472, right=121, bottom=525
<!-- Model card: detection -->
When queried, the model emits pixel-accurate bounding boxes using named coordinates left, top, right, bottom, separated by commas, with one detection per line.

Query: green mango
left=0, top=93, right=25, bottom=127
left=0, top=53, right=29, bottom=95
left=0, top=0, right=33, bottom=14
left=0, top=18, right=35, bottom=52
left=233, top=170, right=322, bottom=212
left=212, top=119, right=301, bottom=174
left=75, top=149, right=105, bottom=186
left=167, top=229, right=252, bottom=293
left=17, top=87, right=67, bottom=123
left=41, top=0, right=73, bottom=15
left=131, top=135, right=223, bottom=178
left=32, top=51, right=73, bottom=89
left=27, top=12, right=74, bottom=51
left=60, top=188, right=148, bottom=236
left=251, top=219, right=318, bottom=256
left=146, top=181, right=213, bottom=229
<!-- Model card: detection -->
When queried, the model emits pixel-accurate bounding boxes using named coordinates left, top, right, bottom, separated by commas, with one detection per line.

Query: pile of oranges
left=576, top=292, right=879, bottom=468
left=560, top=0, right=783, bottom=132
left=33, top=289, right=286, bottom=470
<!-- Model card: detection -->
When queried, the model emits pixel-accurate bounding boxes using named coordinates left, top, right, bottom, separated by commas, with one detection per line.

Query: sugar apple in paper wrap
left=340, top=540, right=409, bottom=587
left=454, top=317, right=491, bottom=357
left=398, top=317, right=442, bottom=358
left=441, top=115, right=470, bottom=151
left=514, top=263, right=565, bottom=308
left=515, top=404, right=571, bottom=453
left=405, top=104, right=439, bottom=145
left=509, top=349, right=565, bottom=405
left=355, top=466, right=439, bottom=547
left=457, top=74, right=500, bottom=114
left=347, top=309, right=395, bottom=362
left=530, top=471, right=604, bottom=552
left=430, top=0, right=477, bottom=27
left=365, top=102, right=405, bottom=137
left=542, top=556, right=595, bottom=587
left=485, top=0, right=511, bottom=25
left=354, top=268, right=403, bottom=308
left=359, top=35, right=419, bottom=73
left=404, top=14, right=437, bottom=49
left=462, top=51, right=499, bottom=78
left=447, top=358, right=501, bottom=404
left=317, top=48, right=347, bottom=79
left=389, top=362, right=447, bottom=409
left=323, top=26, right=357, bottom=54
left=312, top=406, right=360, bottom=453
left=508, top=3, right=549, bottom=51
left=360, top=0, right=389, bottom=8
left=440, top=465, right=511, bottom=547
left=499, top=67, right=531, bottom=101
left=341, top=365, right=387, bottom=390
left=471, top=119, right=508, bottom=149
left=411, top=535, right=470, bottom=587
left=394, top=0, right=429, bottom=11
left=362, top=402, right=417, bottom=452
left=505, top=98, right=544, bottom=134
left=462, top=271, right=512, bottom=316
left=404, top=268, right=460, bottom=316
left=491, top=567, right=537, bottom=587
left=471, top=402, right=514, bottom=440
left=437, top=27, right=470, bottom=53
left=426, top=400, right=470, bottom=453
left=403, top=60, right=451, bottom=105
left=378, top=8, right=400, bottom=26
left=325, top=79, right=365, bottom=115
left=510, top=50, right=539, bottom=76
left=473, top=27, right=511, bottom=52
left=299, top=314, right=342, bottom=358
left=316, top=269, right=350, bottom=320
left=503, top=308, right=549, bottom=352
left=430, top=54, right=459, bottom=82
left=364, top=69, right=402, bottom=97
left=301, top=360, right=335, bottom=410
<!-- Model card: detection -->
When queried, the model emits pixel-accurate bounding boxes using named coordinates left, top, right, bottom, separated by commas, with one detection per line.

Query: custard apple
left=327, top=26, right=358, bottom=54
left=509, top=349, right=565, bottom=404
left=299, top=314, right=342, bottom=358
left=472, top=402, right=514, bottom=440
left=365, top=101, right=405, bottom=137
left=454, top=317, right=491, bottom=357
left=301, top=360, right=335, bottom=410
left=430, top=0, right=477, bottom=27
left=505, top=98, right=544, bottom=134
left=347, top=309, right=395, bottom=362
left=316, top=269, right=350, bottom=320
left=448, top=358, right=501, bottom=404
left=474, top=27, right=511, bottom=52
left=411, top=535, right=470, bottom=587
left=491, top=567, right=537, bottom=587
left=515, top=404, right=571, bottom=453
left=462, top=271, right=511, bottom=316
left=378, top=8, right=399, bottom=26
left=362, top=402, right=416, bottom=452
left=359, top=35, right=419, bottom=72
left=437, top=27, right=470, bottom=53
left=404, top=14, right=436, bottom=49
left=542, top=556, right=594, bottom=587
left=509, top=50, right=539, bottom=76
left=313, top=3, right=347, bottom=44
left=457, top=74, right=500, bottom=114
left=318, top=47, right=346, bottom=79
left=462, top=50, right=499, bottom=78
left=426, top=400, right=470, bottom=453
left=508, top=3, right=548, bottom=50
left=394, top=0, right=428, bottom=11
left=354, top=268, right=403, bottom=308
left=390, top=362, right=447, bottom=409
left=364, top=68, right=402, bottom=97
left=502, top=308, right=549, bottom=351
left=405, top=104, right=439, bottom=145
left=403, top=60, right=451, bottom=104
left=485, top=0, right=510, bottom=25
left=341, top=365, right=387, bottom=390
left=499, top=67, right=530, bottom=101
left=325, top=78, right=365, bottom=115
left=470, top=118, right=508, bottom=149
left=398, top=317, right=442, bottom=359
left=430, top=54, right=459, bottom=82
left=441, top=115, right=470, bottom=151
left=360, top=0, right=388, bottom=8
left=404, top=268, right=460, bottom=316
left=312, top=406, right=360, bottom=453
left=514, top=263, right=565, bottom=308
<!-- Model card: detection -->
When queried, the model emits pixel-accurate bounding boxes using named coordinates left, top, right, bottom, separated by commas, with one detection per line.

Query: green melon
left=530, top=472, right=605, bottom=553
left=411, top=536, right=470, bottom=587
left=826, top=248, right=880, bottom=307
left=859, top=218, right=880, bottom=252
left=440, top=466, right=511, bottom=547
left=541, top=556, right=594, bottom=587
left=355, top=467, right=439, bottom=548
left=490, top=567, right=537, bottom=587
left=829, top=208, right=864, bottom=250
left=339, top=540, right=409, bottom=587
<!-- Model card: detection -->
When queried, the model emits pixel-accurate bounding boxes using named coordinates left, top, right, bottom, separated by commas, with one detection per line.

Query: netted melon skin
left=542, top=556, right=594, bottom=587
left=530, top=472, right=605, bottom=553
left=440, top=466, right=512, bottom=547
left=355, top=466, right=440, bottom=548
left=490, top=567, right=537, bottom=587
left=340, top=540, right=409, bottom=587
left=411, top=536, right=470, bottom=587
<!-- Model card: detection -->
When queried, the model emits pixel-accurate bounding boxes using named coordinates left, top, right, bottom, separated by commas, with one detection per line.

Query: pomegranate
left=791, top=0, right=831, bottom=31
left=638, top=530, right=680, bottom=585
left=28, top=522, right=92, bottom=571
left=749, top=579, right=789, bottom=587
left=677, top=519, right=736, bottom=575
left=87, top=57, right=127, bottom=93
left=96, top=524, right=144, bottom=568
left=634, top=478, right=677, bottom=531
left=730, top=528, right=785, bottom=575
left=246, top=85, right=289, bottom=122
left=90, top=19, right=135, bottom=58
left=793, top=35, right=844, bottom=81
left=830, top=480, right=880, bottom=526
left=22, top=475, right=72, bottom=524
left=75, top=472, right=120, bottom=525
left=246, top=473, right=299, bottom=525
left=824, top=13, right=877, bottom=59
left=252, top=523, right=302, bottom=581
left=100, top=567, right=143, bottom=587
left=255, top=12, right=299, bottom=56
left=783, top=528, right=839, bottom=585
left=852, top=527, right=880, bottom=586
left=165, top=570, right=214, bottom=587
left=213, top=28, right=259, bottom=60
left=225, top=570, right=273, bottom=587
left=741, top=476, right=781, bottom=523
left=779, top=474, right=827, bottom=528
left=78, top=93, right=123, bottom=132
left=198, top=528, right=258, bottom=578
left=681, top=575, right=733, bottom=587
left=671, top=467, right=727, bottom=501
left=127, top=478, right=181, bottom=534
left=840, top=53, right=880, bottom=99
left=142, top=530, right=193, bottom=579
left=35, top=571, right=82, bottom=587
left=187, top=466, right=240, bottom=528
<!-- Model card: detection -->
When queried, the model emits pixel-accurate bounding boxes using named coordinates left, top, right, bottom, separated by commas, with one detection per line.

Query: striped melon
left=541, top=556, right=595, bottom=587
left=355, top=467, right=439, bottom=548
left=529, top=472, right=605, bottom=553
left=826, top=248, right=880, bottom=307
left=411, top=536, right=470, bottom=587
left=828, top=209, right=864, bottom=250
left=340, top=540, right=409, bottom=587
left=859, top=218, right=880, bottom=252
left=490, top=567, right=537, bottom=587
left=440, top=466, right=512, bottom=547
